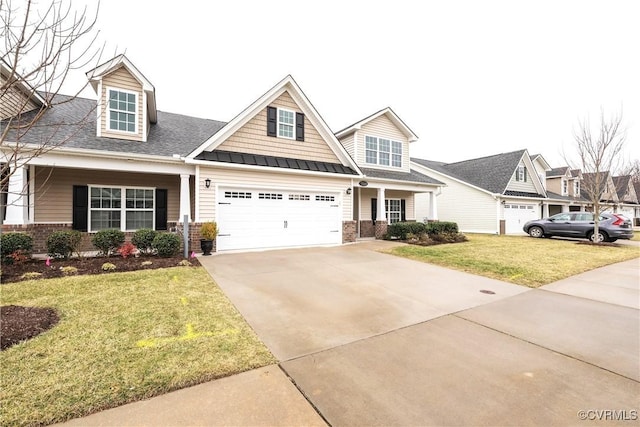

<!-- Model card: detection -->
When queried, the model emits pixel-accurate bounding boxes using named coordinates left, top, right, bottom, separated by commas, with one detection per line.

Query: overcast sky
left=64, top=0, right=639, bottom=168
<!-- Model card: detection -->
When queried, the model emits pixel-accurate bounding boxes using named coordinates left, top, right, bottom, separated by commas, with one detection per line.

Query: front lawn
left=387, top=234, right=640, bottom=287
left=0, top=267, right=275, bottom=427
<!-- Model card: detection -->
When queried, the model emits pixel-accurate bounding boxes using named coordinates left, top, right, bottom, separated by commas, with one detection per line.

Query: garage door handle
left=284, top=220, right=288, bottom=228
left=218, top=202, right=231, bottom=205
left=218, top=234, right=231, bottom=237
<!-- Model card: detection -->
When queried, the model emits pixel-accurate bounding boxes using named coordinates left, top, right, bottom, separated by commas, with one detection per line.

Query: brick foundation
left=374, top=221, right=388, bottom=239
left=359, top=220, right=375, bottom=238
left=342, top=221, right=356, bottom=243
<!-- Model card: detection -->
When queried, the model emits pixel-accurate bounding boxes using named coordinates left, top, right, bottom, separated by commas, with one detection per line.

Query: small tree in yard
left=565, top=109, right=628, bottom=242
left=1, top=0, right=103, bottom=191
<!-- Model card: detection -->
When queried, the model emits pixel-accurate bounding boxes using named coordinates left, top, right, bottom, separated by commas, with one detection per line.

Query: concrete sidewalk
left=57, top=243, right=640, bottom=426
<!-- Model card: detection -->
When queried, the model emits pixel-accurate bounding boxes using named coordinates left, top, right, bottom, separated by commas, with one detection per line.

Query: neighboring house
left=612, top=175, right=639, bottom=220
left=581, top=171, right=619, bottom=213
left=541, top=166, right=588, bottom=215
left=1, top=55, right=443, bottom=253
left=411, top=149, right=547, bottom=234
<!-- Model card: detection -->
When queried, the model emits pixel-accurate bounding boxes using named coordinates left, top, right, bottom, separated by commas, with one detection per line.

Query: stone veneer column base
left=374, top=221, right=388, bottom=239
left=359, top=220, right=375, bottom=238
left=342, top=221, right=356, bottom=243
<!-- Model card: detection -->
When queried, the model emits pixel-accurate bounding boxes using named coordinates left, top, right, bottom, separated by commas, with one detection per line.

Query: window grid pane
left=108, top=90, right=136, bottom=133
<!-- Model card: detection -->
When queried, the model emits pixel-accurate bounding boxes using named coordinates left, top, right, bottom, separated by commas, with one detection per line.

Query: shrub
left=117, top=242, right=137, bottom=258
left=386, top=222, right=427, bottom=240
left=425, top=221, right=459, bottom=235
left=8, top=250, right=29, bottom=264
left=60, top=266, right=78, bottom=275
left=1, top=232, right=33, bottom=263
left=101, top=262, right=117, bottom=271
left=152, top=233, right=181, bottom=257
left=46, top=230, right=82, bottom=259
left=92, top=229, right=125, bottom=256
left=200, top=222, right=218, bottom=240
left=131, top=229, right=157, bottom=255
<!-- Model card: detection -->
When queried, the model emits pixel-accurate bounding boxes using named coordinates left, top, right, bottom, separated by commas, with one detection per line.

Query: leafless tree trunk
left=1, top=0, right=103, bottom=193
left=565, top=108, right=627, bottom=242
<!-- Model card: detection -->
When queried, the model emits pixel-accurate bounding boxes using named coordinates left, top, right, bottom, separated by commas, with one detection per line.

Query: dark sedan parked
left=523, top=212, right=634, bottom=242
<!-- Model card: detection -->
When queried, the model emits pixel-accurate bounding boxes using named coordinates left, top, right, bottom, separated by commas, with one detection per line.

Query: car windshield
left=550, top=213, right=571, bottom=221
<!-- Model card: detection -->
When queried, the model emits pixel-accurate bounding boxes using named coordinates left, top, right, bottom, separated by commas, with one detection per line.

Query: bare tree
left=565, top=108, right=627, bottom=242
left=1, top=0, right=103, bottom=191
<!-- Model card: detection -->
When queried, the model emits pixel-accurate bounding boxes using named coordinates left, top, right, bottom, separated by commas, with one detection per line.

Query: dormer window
left=108, top=88, right=137, bottom=133
left=278, top=109, right=294, bottom=139
left=573, top=180, right=580, bottom=196
left=365, top=136, right=403, bottom=168
left=562, top=179, right=568, bottom=195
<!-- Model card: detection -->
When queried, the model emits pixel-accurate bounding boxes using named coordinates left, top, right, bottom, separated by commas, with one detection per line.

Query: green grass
left=0, top=267, right=275, bottom=427
left=387, top=234, right=640, bottom=288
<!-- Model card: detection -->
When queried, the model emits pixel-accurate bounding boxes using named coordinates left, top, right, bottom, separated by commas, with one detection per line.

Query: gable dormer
left=86, top=55, right=156, bottom=142
left=335, top=108, right=417, bottom=174
left=0, top=59, right=46, bottom=120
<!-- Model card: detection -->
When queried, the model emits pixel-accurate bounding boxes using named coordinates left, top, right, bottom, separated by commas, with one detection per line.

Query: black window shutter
left=401, top=199, right=406, bottom=222
left=296, top=112, right=305, bottom=141
left=524, top=167, right=527, bottom=182
left=371, top=198, right=377, bottom=222
left=155, top=189, right=168, bottom=230
left=515, top=168, right=520, bottom=182
left=72, top=185, right=88, bottom=232
left=267, top=106, right=277, bottom=137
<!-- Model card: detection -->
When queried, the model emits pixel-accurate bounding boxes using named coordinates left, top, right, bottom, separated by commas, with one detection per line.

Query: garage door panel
left=217, top=188, right=342, bottom=251
left=504, top=203, right=538, bottom=234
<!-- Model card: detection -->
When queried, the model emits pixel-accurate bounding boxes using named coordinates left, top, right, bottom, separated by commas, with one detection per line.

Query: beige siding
left=506, top=163, right=538, bottom=193
left=546, top=177, right=562, bottom=195
left=339, top=133, right=355, bottom=158
left=217, top=92, right=340, bottom=163
left=34, top=167, right=181, bottom=223
left=414, top=168, right=498, bottom=233
left=100, top=66, right=144, bottom=141
left=359, top=189, right=415, bottom=221
left=198, top=167, right=352, bottom=221
left=356, top=115, right=411, bottom=173
left=0, top=73, right=39, bottom=119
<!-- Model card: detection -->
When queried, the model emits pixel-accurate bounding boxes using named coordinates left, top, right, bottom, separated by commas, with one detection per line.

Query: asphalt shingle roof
left=360, top=167, right=444, bottom=185
left=3, top=95, right=226, bottom=157
left=412, top=149, right=527, bottom=194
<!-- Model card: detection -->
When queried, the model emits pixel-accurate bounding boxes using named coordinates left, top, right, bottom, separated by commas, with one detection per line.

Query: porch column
left=561, top=205, right=569, bottom=213
left=4, top=165, right=28, bottom=225
left=377, top=187, right=386, bottom=223
left=429, top=191, right=438, bottom=221
left=179, top=174, right=191, bottom=223
left=542, top=203, right=549, bottom=218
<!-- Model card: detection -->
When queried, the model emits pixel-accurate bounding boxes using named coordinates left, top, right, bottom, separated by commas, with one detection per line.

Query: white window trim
left=106, top=86, right=138, bottom=135
left=573, top=180, right=580, bottom=196
left=364, top=135, right=403, bottom=168
left=517, top=165, right=526, bottom=181
left=562, top=179, right=568, bottom=196
left=277, top=107, right=295, bottom=140
left=89, top=185, right=155, bottom=232
left=385, top=198, right=402, bottom=224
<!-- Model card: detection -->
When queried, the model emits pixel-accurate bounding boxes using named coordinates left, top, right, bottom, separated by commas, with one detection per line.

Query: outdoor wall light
left=205, top=178, right=211, bottom=189
left=346, top=187, right=352, bottom=195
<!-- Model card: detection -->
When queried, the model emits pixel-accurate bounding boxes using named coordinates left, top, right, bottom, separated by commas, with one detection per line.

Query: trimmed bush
left=46, top=230, right=82, bottom=259
left=1, top=232, right=33, bottom=263
left=425, top=221, right=459, bottom=235
left=152, top=233, right=181, bottom=257
left=92, top=229, right=125, bottom=256
left=131, top=229, right=157, bottom=255
left=386, top=222, right=427, bottom=240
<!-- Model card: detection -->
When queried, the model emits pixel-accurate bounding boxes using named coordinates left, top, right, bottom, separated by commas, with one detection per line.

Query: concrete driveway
left=65, top=242, right=639, bottom=426
left=202, top=242, right=639, bottom=426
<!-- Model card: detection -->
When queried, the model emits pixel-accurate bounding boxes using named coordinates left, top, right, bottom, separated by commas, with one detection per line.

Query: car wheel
left=528, top=226, right=544, bottom=238
left=587, top=231, right=608, bottom=243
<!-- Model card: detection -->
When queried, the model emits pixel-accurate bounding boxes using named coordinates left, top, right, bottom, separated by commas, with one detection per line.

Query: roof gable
left=335, top=107, right=418, bottom=142
left=187, top=75, right=360, bottom=173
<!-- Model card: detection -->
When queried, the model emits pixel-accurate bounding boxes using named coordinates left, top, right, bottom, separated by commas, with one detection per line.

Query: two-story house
left=541, top=166, right=588, bottom=215
left=1, top=55, right=443, bottom=253
left=612, top=175, right=639, bottom=220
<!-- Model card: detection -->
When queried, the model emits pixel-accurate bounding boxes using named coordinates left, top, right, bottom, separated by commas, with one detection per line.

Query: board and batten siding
left=217, top=92, right=340, bottom=163
left=100, top=66, right=144, bottom=141
left=356, top=115, right=411, bottom=173
left=359, top=188, right=415, bottom=221
left=198, top=167, right=352, bottom=221
left=33, top=167, right=182, bottom=223
left=413, top=168, right=498, bottom=233
left=0, top=74, right=39, bottom=120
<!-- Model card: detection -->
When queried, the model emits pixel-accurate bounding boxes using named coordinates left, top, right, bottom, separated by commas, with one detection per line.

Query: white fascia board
left=185, top=76, right=362, bottom=175
left=357, top=178, right=442, bottom=192
left=186, top=157, right=361, bottom=180
left=411, top=161, right=494, bottom=196
left=335, top=108, right=418, bottom=142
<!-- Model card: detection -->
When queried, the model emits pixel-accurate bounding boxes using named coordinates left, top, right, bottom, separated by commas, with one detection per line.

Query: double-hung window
left=516, top=165, right=527, bottom=181
left=573, top=180, right=580, bottom=196
left=365, top=136, right=402, bottom=168
left=278, top=109, right=294, bottom=139
left=562, top=179, right=568, bottom=195
left=90, top=186, right=154, bottom=231
left=108, top=89, right=137, bottom=133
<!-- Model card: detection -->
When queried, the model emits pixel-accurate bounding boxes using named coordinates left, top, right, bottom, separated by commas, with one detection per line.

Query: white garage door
left=216, top=188, right=342, bottom=251
left=504, top=203, right=538, bottom=234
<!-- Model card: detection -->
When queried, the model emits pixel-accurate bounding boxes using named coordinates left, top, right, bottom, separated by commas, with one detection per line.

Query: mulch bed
left=1, top=254, right=202, bottom=350
left=1, top=254, right=201, bottom=284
